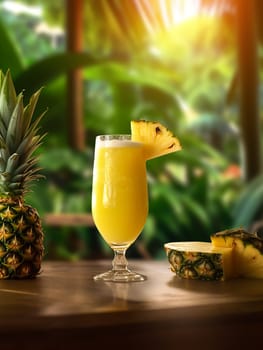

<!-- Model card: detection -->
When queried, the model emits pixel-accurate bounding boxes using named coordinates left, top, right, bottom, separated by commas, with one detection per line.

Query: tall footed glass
left=92, top=135, right=148, bottom=282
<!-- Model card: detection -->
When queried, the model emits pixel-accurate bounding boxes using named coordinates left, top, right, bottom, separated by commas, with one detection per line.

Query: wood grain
left=0, top=260, right=262, bottom=349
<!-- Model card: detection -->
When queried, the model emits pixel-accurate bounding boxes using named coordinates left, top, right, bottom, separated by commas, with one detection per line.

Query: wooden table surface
left=0, top=260, right=263, bottom=349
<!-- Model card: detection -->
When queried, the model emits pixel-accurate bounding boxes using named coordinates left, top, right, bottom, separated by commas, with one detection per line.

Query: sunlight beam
left=134, top=0, right=156, bottom=35
left=171, top=0, right=201, bottom=24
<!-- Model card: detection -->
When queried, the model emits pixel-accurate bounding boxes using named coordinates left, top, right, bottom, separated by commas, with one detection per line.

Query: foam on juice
left=96, top=137, right=141, bottom=148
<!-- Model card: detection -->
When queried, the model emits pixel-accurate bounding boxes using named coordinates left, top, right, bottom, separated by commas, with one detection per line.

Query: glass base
left=94, top=269, right=146, bottom=283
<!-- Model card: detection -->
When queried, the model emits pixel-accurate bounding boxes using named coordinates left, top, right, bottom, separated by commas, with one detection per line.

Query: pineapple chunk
left=165, top=229, right=263, bottom=281
left=164, top=242, right=234, bottom=281
left=131, top=120, right=181, bottom=160
left=211, top=228, right=263, bottom=279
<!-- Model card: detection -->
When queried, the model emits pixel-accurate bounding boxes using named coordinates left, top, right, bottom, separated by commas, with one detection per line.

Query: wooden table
left=0, top=260, right=263, bottom=349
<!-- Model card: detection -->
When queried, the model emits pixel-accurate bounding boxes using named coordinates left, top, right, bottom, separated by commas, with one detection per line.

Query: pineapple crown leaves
left=0, top=69, right=47, bottom=198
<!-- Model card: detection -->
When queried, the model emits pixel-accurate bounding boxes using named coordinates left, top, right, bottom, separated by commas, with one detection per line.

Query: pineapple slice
left=131, top=120, right=182, bottom=160
left=211, top=228, right=263, bottom=279
left=164, top=242, right=234, bottom=281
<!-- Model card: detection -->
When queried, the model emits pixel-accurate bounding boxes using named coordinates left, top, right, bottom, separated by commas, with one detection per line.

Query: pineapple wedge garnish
left=131, top=120, right=181, bottom=160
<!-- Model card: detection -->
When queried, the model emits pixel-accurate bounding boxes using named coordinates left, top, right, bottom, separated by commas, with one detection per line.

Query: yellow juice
left=92, top=138, right=148, bottom=247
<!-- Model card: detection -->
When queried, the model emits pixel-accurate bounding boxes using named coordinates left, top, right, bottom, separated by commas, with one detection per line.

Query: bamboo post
left=66, top=0, right=85, bottom=151
left=236, top=0, right=261, bottom=181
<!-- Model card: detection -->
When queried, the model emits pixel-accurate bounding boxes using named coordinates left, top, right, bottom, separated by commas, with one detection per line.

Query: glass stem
left=112, top=249, right=129, bottom=272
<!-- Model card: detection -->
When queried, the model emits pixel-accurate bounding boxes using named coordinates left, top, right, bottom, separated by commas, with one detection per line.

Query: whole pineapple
left=0, top=70, right=45, bottom=279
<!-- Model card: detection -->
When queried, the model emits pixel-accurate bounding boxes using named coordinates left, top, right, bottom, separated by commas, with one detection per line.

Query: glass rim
left=95, top=134, right=144, bottom=146
left=96, top=134, right=131, bottom=138
left=96, top=134, right=131, bottom=140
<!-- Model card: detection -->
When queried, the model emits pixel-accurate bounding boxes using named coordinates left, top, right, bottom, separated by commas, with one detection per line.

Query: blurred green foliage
left=0, top=1, right=257, bottom=260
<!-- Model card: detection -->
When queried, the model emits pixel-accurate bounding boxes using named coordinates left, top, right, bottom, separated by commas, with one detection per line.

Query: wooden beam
left=66, top=0, right=85, bottom=151
left=236, top=0, right=261, bottom=180
left=44, top=213, right=94, bottom=227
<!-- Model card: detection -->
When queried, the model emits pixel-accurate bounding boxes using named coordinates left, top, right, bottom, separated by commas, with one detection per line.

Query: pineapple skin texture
left=166, top=247, right=226, bottom=281
left=0, top=70, right=46, bottom=279
left=0, top=198, right=44, bottom=279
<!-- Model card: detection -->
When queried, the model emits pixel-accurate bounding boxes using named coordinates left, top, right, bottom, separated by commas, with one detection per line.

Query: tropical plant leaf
left=0, top=21, right=24, bottom=76
left=232, top=175, right=263, bottom=228
left=14, top=53, right=104, bottom=97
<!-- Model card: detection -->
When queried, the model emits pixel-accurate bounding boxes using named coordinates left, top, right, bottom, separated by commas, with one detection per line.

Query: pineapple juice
left=92, top=137, right=148, bottom=247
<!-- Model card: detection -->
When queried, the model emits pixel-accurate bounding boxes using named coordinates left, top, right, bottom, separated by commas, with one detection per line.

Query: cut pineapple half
left=164, top=241, right=234, bottom=281
left=131, top=120, right=182, bottom=160
left=164, top=228, right=263, bottom=281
